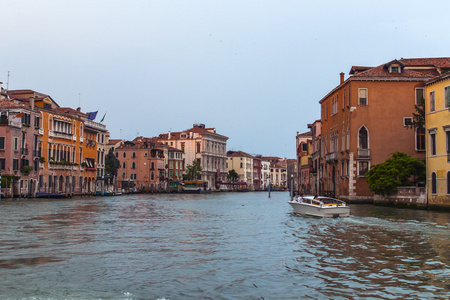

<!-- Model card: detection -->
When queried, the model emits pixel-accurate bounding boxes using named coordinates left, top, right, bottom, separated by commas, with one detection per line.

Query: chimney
left=340, top=72, right=345, bottom=84
left=77, top=107, right=81, bottom=111
left=30, top=97, right=35, bottom=110
left=168, top=131, right=171, bottom=140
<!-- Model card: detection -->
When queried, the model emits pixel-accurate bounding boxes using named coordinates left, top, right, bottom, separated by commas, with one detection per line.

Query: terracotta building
left=319, top=58, right=450, bottom=202
left=115, top=139, right=167, bottom=192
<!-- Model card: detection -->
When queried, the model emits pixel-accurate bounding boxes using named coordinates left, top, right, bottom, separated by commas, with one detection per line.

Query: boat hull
left=288, top=201, right=350, bottom=218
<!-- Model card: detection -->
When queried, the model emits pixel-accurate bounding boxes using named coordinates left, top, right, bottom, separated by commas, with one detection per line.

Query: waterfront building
left=5, top=89, right=108, bottom=196
left=286, top=158, right=298, bottom=194
left=252, top=155, right=262, bottom=190
left=265, top=157, right=286, bottom=189
left=115, top=138, right=166, bottom=192
left=424, top=72, right=450, bottom=209
left=319, top=58, right=450, bottom=202
left=0, top=97, right=40, bottom=196
left=155, top=123, right=228, bottom=190
left=260, top=158, right=270, bottom=190
left=308, top=120, right=322, bottom=195
left=167, top=146, right=184, bottom=181
left=296, top=131, right=312, bottom=195
left=227, top=150, right=254, bottom=189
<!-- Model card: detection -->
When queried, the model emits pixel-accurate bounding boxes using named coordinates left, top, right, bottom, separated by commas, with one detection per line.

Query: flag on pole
left=100, top=111, right=107, bottom=123
left=14, top=112, right=23, bottom=118
left=87, top=111, right=98, bottom=120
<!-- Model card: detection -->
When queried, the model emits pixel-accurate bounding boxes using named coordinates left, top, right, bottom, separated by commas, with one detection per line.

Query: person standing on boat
left=297, top=194, right=303, bottom=203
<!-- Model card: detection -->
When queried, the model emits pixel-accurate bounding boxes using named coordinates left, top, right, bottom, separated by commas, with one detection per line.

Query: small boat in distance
left=288, top=195, right=350, bottom=218
left=182, top=181, right=212, bottom=194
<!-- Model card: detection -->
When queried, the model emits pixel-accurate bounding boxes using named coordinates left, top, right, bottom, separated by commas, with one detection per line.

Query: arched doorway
left=58, top=175, right=64, bottom=193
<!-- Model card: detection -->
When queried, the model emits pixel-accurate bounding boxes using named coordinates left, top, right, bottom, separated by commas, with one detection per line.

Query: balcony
left=49, top=130, right=75, bottom=141
left=358, top=148, right=370, bottom=158
left=21, top=148, right=29, bottom=155
left=84, top=120, right=107, bottom=131
left=33, top=150, right=41, bottom=157
left=325, top=151, right=338, bottom=162
left=39, top=128, right=44, bottom=135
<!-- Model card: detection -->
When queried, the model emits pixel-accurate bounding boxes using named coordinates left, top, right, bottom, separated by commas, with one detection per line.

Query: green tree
left=408, top=97, right=425, bottom=131
left=105, top=148, right=120, bottom=177
left=366, top=152, right=425, bottom=196
left=184, top=160, right=202, bottom=180
left=227, top=169, right=239, bottom=182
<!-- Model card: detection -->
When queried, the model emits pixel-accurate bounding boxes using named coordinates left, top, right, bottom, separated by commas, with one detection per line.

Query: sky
left=1, top=0, right=449, bottom=158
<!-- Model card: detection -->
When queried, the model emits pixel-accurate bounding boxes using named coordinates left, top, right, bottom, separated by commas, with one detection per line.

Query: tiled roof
left=227, top=150, right=254, bottom=158
left=0, top=98, right=26, bottom=108
left=54, top=107, right=87, bottom=117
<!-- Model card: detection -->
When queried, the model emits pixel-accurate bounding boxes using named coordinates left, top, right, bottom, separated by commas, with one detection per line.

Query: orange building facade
left=319, top=58, right=450, bottom=202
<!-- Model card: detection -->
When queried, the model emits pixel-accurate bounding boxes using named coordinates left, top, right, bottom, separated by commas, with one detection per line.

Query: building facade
left=425, top=72, right=450, bottom=209
left=319, top=58, right=450, bottom=202
left=155, top=123, right=228, bottom=190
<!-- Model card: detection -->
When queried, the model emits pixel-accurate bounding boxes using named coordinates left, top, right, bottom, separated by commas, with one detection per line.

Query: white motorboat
left=288, top=195, right=350, bottom=218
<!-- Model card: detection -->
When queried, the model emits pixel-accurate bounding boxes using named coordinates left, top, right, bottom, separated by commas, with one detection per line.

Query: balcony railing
left=49, top=130, right=75, bottom=140
left=84, top=120, right=107, bottom=131
left=358, top=148, right=370, bottom=158
left=33, top=150, right=41, bottom=157
left=21, top=148, right=29, bottom=155
left=325, top=151, right=338, bottom=162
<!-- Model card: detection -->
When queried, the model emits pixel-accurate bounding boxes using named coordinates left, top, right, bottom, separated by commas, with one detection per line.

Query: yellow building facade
left=425, top=73, right=450, bottom=209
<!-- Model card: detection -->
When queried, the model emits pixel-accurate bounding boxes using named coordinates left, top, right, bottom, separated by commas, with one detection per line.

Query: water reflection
left=0, top=194, right=449, bottom=299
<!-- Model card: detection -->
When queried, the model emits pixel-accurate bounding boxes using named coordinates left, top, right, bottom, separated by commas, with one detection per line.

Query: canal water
left=0, top=192, right=449, bottom=300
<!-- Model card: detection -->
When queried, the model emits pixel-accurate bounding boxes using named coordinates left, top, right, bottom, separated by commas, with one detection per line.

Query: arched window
left=132, top=162, right=136, bottom=169
left=151, top=172, right=154, bottom=180
left=431, top=172, right=437, bottom=194
left=123, top=162, right=126, bottom=169
left=358, top=126, right=368, bottom=149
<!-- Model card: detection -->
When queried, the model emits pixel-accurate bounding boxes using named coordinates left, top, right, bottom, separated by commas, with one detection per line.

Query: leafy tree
left=184, top=160, right=202, bottom=180
left=366, top=152, right=425, bottom=196
left=408, top=97, right=425, bottom=131
left=105, top=148, right=120, bottom=177
left=227, top=169, right=239, bottom=182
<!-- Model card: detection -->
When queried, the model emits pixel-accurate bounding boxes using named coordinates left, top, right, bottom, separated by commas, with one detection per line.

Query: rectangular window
left=13, top=159, right=19, bottom=170
left=14, top=137, right=18, bottom=150
left=196, top=142, right=201, bottom=153
left=0, top=137, right=4, bottom=149
left=358, top=161, right=369, bottom=177
left=415, top=88, right=424, bottom=105
left=34, top=116, right=40, bottom=128
left=446, top=130, right=450, bottom=154
left=302, top=143, right=308, bottom=152
left=0, top=158, right=5, bottom=170
left=403, top=117, right=412, bottom=127
left=430, top=133, right=436, bottom=155
left=445, top=86, right=450, bottom=108
left=430, top=91, right=435, bottom=112
left=358, top=88, right=367, bottom=106
left=343, top=90, right=346, bottom=109
left=416, top=128, right=425, bottom=151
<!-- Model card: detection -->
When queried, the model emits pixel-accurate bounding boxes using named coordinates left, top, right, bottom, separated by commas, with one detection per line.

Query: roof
left=320, top=57, right=450, bottom=104
left=108, top=139, right=123, bottom=145
left=0, top=98, right=26, bottom=108
left=227, top=150, right=254, bottom=158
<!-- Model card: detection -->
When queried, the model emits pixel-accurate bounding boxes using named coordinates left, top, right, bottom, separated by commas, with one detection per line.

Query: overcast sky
left=1, top=0, right=449, bottom=158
